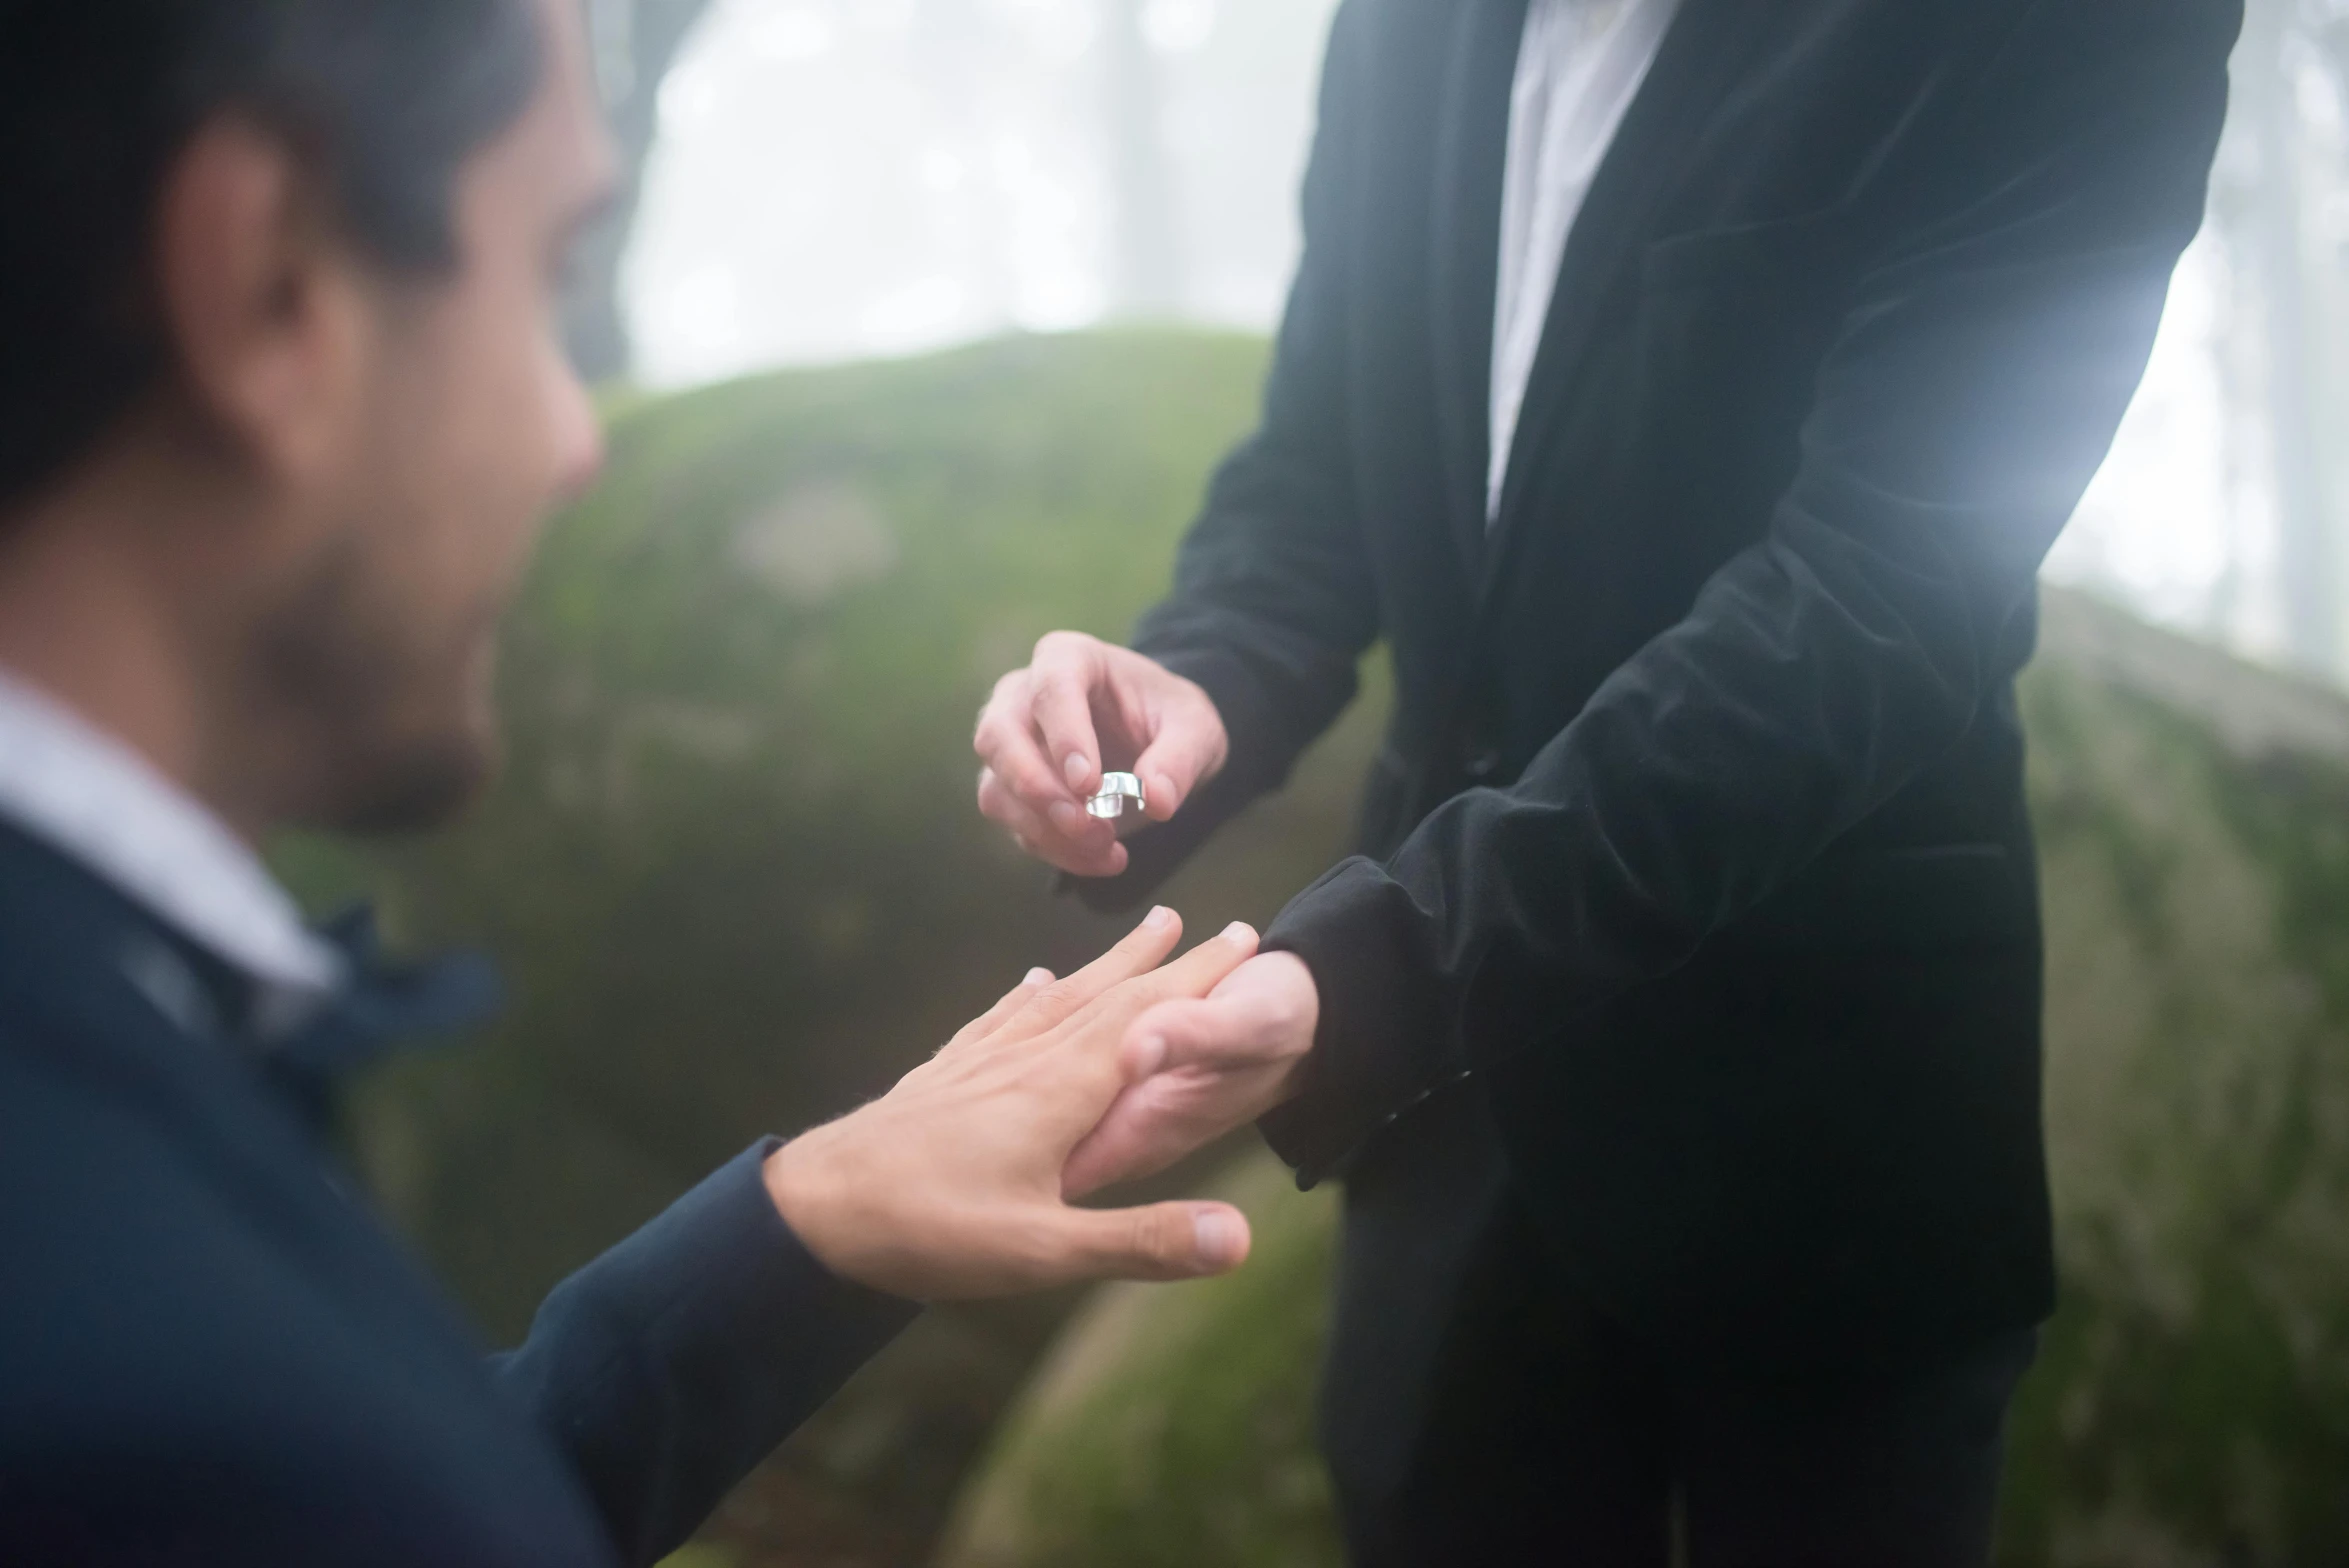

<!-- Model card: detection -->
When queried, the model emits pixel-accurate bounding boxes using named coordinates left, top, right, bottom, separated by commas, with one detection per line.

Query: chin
left=332, top=723, right=500, bottom=837
left=338, top=631, right=509, bottom=835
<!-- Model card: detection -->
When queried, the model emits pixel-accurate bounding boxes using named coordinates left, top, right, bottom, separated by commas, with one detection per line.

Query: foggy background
left=582, top=0, right=2349, bottom=684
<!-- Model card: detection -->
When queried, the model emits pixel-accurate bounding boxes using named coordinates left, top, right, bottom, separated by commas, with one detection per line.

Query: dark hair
left=0, top=0, right=546, bottom=510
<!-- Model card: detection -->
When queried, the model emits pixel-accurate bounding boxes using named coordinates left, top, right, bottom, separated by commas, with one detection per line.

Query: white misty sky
left=625, top=0, right=2238, bottom=649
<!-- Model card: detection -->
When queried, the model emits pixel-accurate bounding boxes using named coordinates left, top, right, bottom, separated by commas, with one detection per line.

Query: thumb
left=1123, top=950, right=1318, bottom=1077
left=1053, top=1200, right=1252, bottom=1281
left=1121, top=992, right=1278, bottom=1078
left=1130, top=708, right=1227, bottom=822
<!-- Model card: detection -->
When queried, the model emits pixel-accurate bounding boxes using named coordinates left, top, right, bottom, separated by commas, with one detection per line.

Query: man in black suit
left=0, top=1, right=1268, bottom=1562
left=978, top=0, right=2241, bottom=1560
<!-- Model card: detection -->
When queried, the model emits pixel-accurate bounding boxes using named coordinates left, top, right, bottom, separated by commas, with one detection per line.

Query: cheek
left=409, top=287, right=576, bottom=591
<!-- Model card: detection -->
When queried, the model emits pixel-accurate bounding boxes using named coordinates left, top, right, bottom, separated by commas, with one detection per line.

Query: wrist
left=763, top=1131, right=858, bottom=1281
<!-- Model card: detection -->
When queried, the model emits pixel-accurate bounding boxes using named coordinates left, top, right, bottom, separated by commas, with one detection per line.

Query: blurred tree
left=2321, top=0, right=2349, bottom=103
left=565, top=0, right=718, bottom=381
left=2241, top=0, right=2333, bottom=672
left=914, top=0, right=1016, bottom=330
left=2196, top=0, right=2349, bottom=677
left=1101, top=0, right=1183, bottom=318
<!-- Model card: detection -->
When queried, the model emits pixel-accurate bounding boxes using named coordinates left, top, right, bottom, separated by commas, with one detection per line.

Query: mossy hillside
left=2002, top=604, right=2349, bottom=1564
left=943, top=592, right=2349, bottom=1568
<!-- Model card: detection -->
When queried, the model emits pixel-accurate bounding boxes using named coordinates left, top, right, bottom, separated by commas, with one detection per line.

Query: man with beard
left=0, top=1, right=1266, bottom=1562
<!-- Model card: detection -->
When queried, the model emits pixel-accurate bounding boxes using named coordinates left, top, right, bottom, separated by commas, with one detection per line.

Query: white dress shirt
left=0, top=667, right=342, bottom=1023
left=1488, top=0, right=1681, bottom=523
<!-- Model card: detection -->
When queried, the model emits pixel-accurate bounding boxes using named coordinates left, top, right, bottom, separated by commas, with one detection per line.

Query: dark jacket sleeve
left=1082, top=2, right=1383, bottom=905
left=489, top=1141, right=918, bottom=1567
left=1257, top=0, right=2240, bottom=1178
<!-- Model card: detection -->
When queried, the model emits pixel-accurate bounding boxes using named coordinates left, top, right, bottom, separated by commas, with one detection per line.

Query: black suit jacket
left=0, top=822, right=914, bottom=1564
left=1104, top=0, right=2237, bottom=1369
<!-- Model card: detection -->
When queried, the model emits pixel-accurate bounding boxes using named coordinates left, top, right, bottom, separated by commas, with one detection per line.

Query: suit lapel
left=1428, top=0, right=1528, bottom=587
left=1478, top=0, right=1781, bottom=606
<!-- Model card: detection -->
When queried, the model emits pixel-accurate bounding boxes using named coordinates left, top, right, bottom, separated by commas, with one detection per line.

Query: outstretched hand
left=1062, top=950, right=1320, bottom=1200
left=764, top=909, right=1265, bottom=1301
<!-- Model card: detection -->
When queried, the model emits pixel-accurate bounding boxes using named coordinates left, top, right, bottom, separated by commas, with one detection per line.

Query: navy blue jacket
left=0, top=821, right=916, bottom=1565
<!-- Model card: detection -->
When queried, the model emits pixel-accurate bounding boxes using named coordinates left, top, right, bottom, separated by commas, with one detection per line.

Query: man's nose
left=550, top=365, right=606, bottom=505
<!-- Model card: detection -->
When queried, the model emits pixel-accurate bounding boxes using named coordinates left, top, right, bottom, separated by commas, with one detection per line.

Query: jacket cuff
left=1256, top=857, right=1464, bottom=1186
left=507, top=1141, right=919, bottom=1563
left=628, top=1140, right=922, bottom=1416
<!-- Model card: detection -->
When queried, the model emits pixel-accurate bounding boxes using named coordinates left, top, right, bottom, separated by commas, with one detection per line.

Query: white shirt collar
left=0, top=667, right=344, bottom=1009
left=1489, top=0, right=1681, bottom=523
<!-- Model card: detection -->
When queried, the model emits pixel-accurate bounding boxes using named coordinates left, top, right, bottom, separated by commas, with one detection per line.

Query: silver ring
left=1086, top=771, right=1147, bottom=821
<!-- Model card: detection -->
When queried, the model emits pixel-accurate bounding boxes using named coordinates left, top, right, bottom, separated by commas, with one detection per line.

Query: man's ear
left=153, top=117, right=371, bottom=485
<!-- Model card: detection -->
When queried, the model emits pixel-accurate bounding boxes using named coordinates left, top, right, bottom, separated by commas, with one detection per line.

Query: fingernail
left=1224, top=921, right=1256, bottom=945
left=1193, top=1210, right=1245, bottom=1267
left=1025, top=967, right=1053, bottom=986
left=1049, top=801, right=1083, bottom=833
left=1064, top=753, right=1091, bottom=789
left=1145, top=906, right=1175, bottom=930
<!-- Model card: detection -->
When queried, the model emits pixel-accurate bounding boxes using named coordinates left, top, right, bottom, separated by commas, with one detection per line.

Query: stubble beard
left=254, top=528, right=503, bottom=838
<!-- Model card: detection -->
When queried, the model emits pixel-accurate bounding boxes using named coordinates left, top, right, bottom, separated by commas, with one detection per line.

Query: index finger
left=939, top=965, right=1055, bottom=1056
left=975, top=687, right=1079, bottom=824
